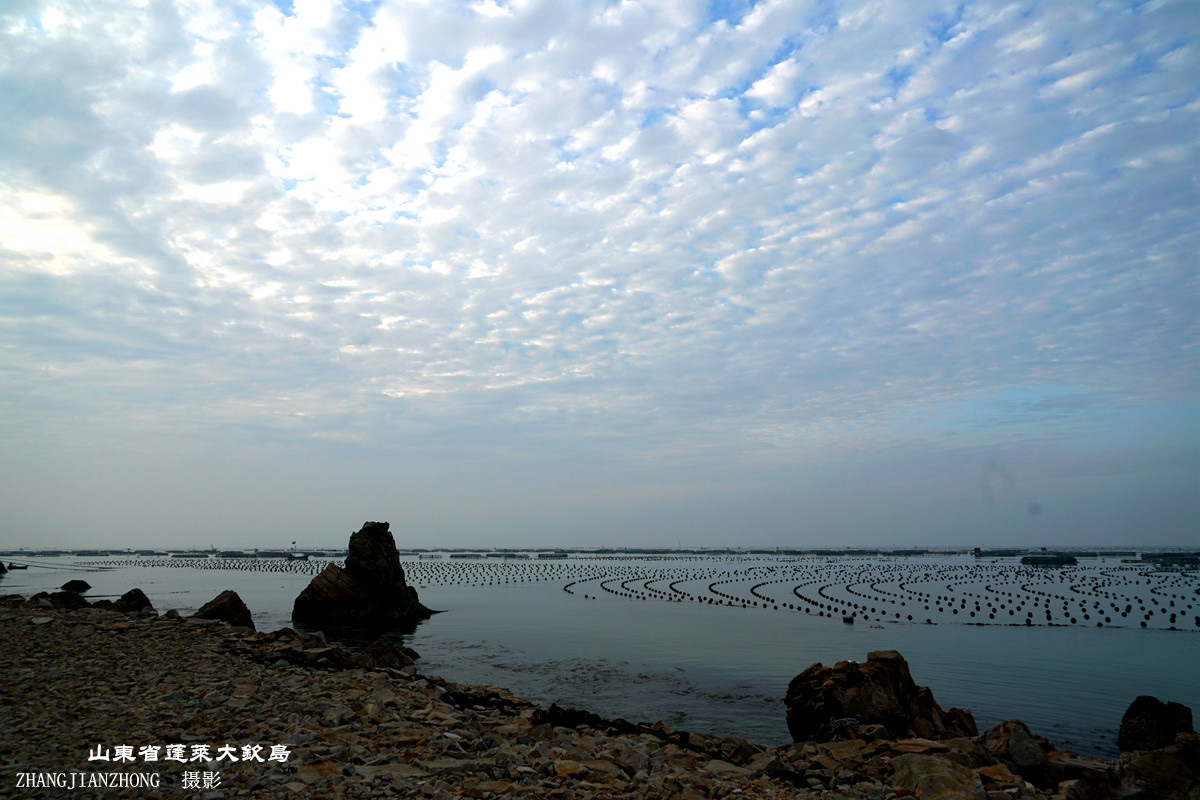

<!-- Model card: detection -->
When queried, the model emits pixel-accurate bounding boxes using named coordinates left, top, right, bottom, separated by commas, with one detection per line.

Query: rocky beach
left=2, top=591, right=1197, bottom=800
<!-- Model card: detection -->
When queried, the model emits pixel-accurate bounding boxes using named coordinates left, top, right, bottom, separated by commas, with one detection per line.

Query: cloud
left=0, top=0, right=1196, bottom=546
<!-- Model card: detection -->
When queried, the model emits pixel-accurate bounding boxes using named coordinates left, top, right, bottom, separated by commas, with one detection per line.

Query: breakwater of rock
left=2, top=593, right=1195, bottom=800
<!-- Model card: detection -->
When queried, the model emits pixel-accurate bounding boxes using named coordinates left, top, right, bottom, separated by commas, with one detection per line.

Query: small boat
left=842, top=614, right=855, bottom=624
left=7, top=563, right=28, bottom=570
left=285, top=553, right=309, bottom=561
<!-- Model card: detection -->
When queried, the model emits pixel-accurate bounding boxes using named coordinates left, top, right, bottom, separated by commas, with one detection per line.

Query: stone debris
left=1, top=595, right=1195, bottom=800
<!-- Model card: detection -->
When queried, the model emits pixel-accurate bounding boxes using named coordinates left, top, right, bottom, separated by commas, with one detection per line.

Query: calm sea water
left=3, top=553, right=1196, bottom=758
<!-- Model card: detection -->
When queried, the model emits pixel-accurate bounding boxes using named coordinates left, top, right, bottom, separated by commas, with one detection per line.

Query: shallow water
left=3, top=553, right=1196, bottom=757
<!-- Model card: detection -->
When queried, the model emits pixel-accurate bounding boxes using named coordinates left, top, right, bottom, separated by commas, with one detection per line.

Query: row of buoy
left=90, top=557, right=329, bottom=574
left=82, top=555, right=1198, bottom=630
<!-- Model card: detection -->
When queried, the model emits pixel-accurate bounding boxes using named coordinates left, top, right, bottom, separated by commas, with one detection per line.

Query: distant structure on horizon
left=1020, top=553, right=1079, bottom=566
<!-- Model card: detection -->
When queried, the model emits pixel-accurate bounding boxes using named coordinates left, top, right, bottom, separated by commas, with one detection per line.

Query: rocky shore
left=2, top=594, right=1196, bottom=800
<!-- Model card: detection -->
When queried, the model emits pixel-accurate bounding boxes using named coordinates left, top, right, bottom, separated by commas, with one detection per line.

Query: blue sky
left=1, top=0, right=1196, bottom=550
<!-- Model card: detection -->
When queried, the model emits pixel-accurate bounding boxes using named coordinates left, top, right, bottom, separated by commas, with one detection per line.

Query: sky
left=0, top=0, right=1196, bottom=551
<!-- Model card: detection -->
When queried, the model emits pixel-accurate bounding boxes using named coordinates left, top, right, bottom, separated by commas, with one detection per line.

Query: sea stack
left=292, top=521, right=432, bottom=631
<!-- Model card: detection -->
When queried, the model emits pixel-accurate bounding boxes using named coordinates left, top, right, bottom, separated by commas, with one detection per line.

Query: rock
left=61, top=579, right=91, bottom=593
left=113, top=588, right=155, bottom=615
left=1118, top=732, right=1200, bottom=800
left=49, top=591, right=89, bottom=610
left=344, top=522, right=406, bottom=590
left=1046, top=752, right=1118, bottom=797
left=785, top=650, right=977, bottom=742
left=354, top=637, right=417, bottom=670
left=1053, top=778, right=1090, bottom=800
left=320, top=704, right=355, bottom=727
left=292, top=521, right=432, bottom=631
left=1118, top=696, right=1195, bottom=753
left=979, top=720, right=1050, bottom=784
left=195, top=589, right=255, bottom=631
left=977, top=762, right=1022, bottom=788
left=890, top=752, right=988, bottom=800
left=0, top=562, right=6, bottom=574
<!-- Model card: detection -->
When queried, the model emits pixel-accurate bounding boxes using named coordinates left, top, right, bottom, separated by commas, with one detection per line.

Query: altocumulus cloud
left=0, top=0, right=1196, bottom=548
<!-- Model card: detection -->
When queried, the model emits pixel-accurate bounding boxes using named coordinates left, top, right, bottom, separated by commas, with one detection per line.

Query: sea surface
left=3, top=552, right=1197, bottom=758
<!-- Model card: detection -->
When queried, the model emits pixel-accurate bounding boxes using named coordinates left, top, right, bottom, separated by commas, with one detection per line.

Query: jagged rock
left=890, top=752, right=988, bottom=800
left=1119, top=732, right=1200, bottom=800
left=0, top=562, right=6, bottom=574
left=195, top=589, right=255, bottom=631
left=292, top=521, right=432, bottom=631
left=1046, top=752, right=1118, bottom=797
left=61, top=579, right=91, bottom=593
left=344, top=523, right=406, bottom=590
left=1118, top=696, right=1195, bottom=753
left=112, top=588, right=155, bottom=615
left=977, top=762, right=1022, bottom=789
left=979, top=720, right=1051, bottom=784
left=784, top=650, right=977, bottom=742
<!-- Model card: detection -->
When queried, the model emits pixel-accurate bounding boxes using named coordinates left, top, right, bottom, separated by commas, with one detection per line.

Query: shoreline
left=0, top=595, right=1193, bottom=799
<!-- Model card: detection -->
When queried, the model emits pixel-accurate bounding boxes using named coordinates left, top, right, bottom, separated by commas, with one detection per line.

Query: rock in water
left=195, top=589, right=255, bottom=631
left=113, top=588, right=155, bottom=616
left=61, top=579, right=91, bottom=593
left=784, top=650, right=977, bottom=742
left=292, top=521, right=432, bottom=631
left=1118, top=695, right=1195, bottom=752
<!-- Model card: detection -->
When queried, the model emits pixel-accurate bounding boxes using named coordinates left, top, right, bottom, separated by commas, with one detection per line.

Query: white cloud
left=747, top=57, right=803, bottom=106
left=0, top=0, right=1197, bottom=547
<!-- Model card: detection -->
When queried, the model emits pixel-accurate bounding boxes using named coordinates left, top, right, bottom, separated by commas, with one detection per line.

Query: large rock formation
left=1118, top=695, right=1195, bottom=752
left=292, top=521, right=432, bottom=631
left=1119, top=732, right=1200, bottom=800
left=784, top=650, right=977, bottom=742
left=1117, top=697, right=1199, bottom=800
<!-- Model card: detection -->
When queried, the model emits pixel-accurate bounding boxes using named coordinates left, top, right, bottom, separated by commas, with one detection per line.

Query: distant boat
left=842, top=614, right=855, bottom=624
left=286, top=553, right=309, bottom=561
left=7, top=563, right=28, bottom=570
